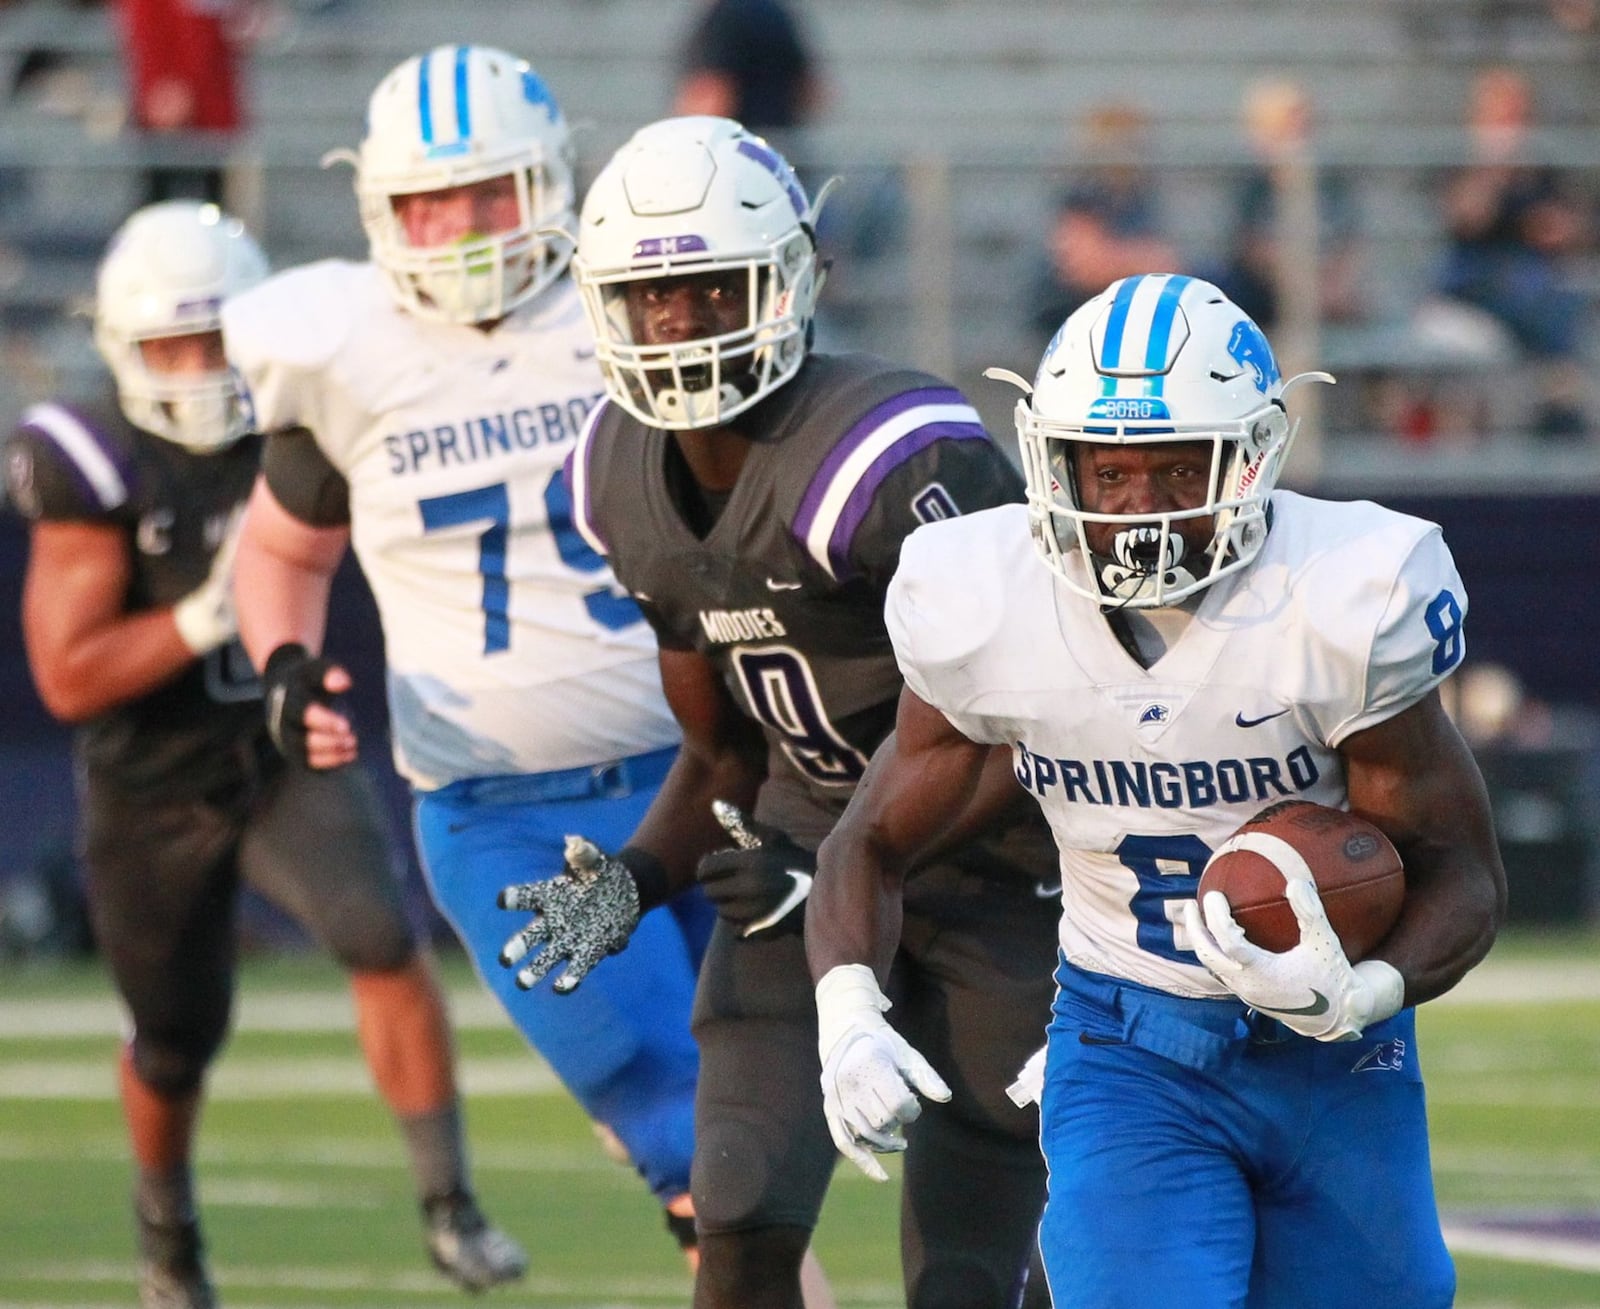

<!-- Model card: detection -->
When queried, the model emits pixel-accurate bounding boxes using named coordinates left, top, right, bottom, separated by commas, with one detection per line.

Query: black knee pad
left=132, top=1026, right=223, bottom=1098
left=324, top=914, right=416, bottom=974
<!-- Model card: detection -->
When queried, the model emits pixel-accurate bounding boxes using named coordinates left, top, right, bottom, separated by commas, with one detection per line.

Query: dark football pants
left=691, top=861, right=1059, bottom=1308
left=83, top=753, right=415, bottom=1097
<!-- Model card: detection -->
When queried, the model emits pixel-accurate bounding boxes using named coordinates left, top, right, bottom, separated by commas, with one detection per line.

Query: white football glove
left=1005, top=1043, right=1048, bottom=1109
left=815, top=964, right=950, bottom=1182
left=172, top=504, right=245, bottom=654
left=1182, top=879, right=1405, bottom=1042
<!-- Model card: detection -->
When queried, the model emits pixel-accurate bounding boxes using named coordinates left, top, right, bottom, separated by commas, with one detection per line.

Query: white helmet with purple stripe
left=997, top=272, right=1333, bottom=607
left=94, top=200, right=268, bottom=451
left=336, top=44, right=575, bottom=324
left=571, top=115, right=827, bottom=429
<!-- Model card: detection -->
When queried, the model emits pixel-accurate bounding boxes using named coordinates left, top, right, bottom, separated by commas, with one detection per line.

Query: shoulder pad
left=7, top=402, right=135, bottom=519
left=222, top=260, right=370, bottom=374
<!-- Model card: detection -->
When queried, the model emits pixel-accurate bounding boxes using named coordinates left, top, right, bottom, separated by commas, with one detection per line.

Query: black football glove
left=498, top=837, right=667, bottom=993
left=261, top=642, right=343, bottom=767
left=695, top=801, right=816, bottom=939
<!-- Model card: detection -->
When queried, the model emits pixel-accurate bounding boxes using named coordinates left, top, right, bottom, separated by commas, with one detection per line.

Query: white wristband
left=815, top=963, right=891, bottom=1063
left=1352, top=959, right=1406, bottom=1029
left=172, top=586, right=235, bottom=655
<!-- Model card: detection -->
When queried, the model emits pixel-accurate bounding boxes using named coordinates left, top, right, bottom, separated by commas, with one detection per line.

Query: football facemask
left=571, top=115, right=829, bottom=429
left=998, top=273, right=1333, bottom=609
left=93, top=200, right=268, bottom=452
left=334, top=44, right=576, bottom=325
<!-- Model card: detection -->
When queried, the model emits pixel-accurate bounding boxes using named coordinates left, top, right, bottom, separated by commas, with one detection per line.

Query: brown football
left=1196, top=800, right=1405, bottom=959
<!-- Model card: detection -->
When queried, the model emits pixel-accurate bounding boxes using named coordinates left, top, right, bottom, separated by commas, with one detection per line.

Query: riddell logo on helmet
left=1236, top=456, right=1266, bottom=493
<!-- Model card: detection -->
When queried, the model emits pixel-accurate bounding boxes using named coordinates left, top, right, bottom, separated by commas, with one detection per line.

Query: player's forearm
left=1345, top=696, right=1508, bottom=1006
left=807, top=824, right=906, bottom=982
left=233, top=537, right=338, bottom=671
left=30, top=609, right=198, bottom=722
left=625, top=744, right=763, bottom=895
left=234, top=547, right=334, bottom=669
left=1374, top=832, right=1505, bottom=1007
left=233, top=480, right=349, bottom=668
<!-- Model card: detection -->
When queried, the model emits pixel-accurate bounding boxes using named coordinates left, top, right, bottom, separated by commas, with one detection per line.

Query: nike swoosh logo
left=574, top=347, right=596, bottom=360
left=765, top=578, right=803, bottom=592
left=743, top=870, right=812, bottom=937
left=1254, top=991, right=1331, bottom=1018
left=1235, top=709, right=1290, bottom=728
left=1033, top=882, right=1062, bottom=899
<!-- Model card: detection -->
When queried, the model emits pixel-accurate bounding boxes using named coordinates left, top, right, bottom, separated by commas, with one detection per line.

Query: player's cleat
left=136, top=1217, right=216, bottom=1309
left=422, top=1189, right=529, bottom=1292
left=139, top=1260, right=217, bottom=1309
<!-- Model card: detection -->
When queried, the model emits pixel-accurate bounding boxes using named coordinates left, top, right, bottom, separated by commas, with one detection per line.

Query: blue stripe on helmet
left=522, top=69, right=554, bottom=110
left=1144, top=274, right=1192, bottom=372
left=453, top=46, right=472, bottom=139
left=1099, top=276, right=1143, bottom=371
left=417, top=51, right=434, bottom=144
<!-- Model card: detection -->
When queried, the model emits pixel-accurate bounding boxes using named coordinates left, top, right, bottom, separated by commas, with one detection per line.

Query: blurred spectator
left=673, top=0, right=824, bottom=136
left=1023, top=102, right=1181, bottom=347
left=110, top=0, right=255, bottom=208
left=671, top=0, right=902, bottom=357
left=1209, top=79, right=1366, bottom=336
left=1432, top=65, right=1592, bottom=438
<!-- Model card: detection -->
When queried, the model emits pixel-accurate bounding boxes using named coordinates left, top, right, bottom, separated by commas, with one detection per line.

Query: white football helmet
left=337, top=44, right=575, bottom=324
left=93, top=200, right=269, bottom=452
left=571, top=115, right=827, bottom=429
left=1001, top=273, right=1333, bottom=608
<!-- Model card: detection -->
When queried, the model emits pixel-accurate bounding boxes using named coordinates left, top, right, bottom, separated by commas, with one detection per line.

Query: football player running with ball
left=4, top=200, right=521, bottom=1306
left=495, top=115, right=1060, bottom=1309
left=224, top=47, right=713, bottom=1269
left=805, top=272, right=1507, bottom=1308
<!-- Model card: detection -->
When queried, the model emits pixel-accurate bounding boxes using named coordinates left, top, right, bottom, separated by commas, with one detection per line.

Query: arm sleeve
left=260, top=426, right=350, bottom=527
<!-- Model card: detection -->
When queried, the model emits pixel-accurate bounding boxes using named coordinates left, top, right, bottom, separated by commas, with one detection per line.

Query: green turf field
left=1, top=928, right=1596, bottom=1308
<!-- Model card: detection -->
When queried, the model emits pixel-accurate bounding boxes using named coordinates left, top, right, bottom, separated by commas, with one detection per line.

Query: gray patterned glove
left=497, top=836, right=643, bottom=993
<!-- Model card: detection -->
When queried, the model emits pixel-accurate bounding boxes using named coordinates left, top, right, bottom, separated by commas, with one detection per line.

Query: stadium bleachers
left=5, top=0, right=1600, bottom=441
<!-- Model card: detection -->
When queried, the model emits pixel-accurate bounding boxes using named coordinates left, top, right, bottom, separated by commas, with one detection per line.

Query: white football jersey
left=888, top=492, right=1467, bottom=998
left=224, top=261, right=678, bottom=789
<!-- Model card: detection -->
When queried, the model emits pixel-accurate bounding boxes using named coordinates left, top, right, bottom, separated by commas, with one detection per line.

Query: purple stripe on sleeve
left=793, top=387, right=966, bottom=540
left=19, top=403, right=135, bottom=512
left=821, top=421, right=988, bottom=577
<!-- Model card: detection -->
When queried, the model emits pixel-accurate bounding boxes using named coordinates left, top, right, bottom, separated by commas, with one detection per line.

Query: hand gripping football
left=1196, top=800, right=1405, bottom=959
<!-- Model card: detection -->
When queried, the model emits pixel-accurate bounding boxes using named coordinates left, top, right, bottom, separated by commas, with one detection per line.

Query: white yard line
left=0, top=985, right=509, bottom=1039
left=1443, top=1223, right=1600, bottom=1274
left=0, top=955, right=1592, bottom=1043
left=0, top=1053, right=558, bottom=1100
left=3, top=1262, right=905, bottom=1308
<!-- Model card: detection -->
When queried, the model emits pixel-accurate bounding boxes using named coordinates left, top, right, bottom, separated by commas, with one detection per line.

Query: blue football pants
left=413, top=748, right=712, bottom=1204
left=1037, top=961, right=1455, bottom=1309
